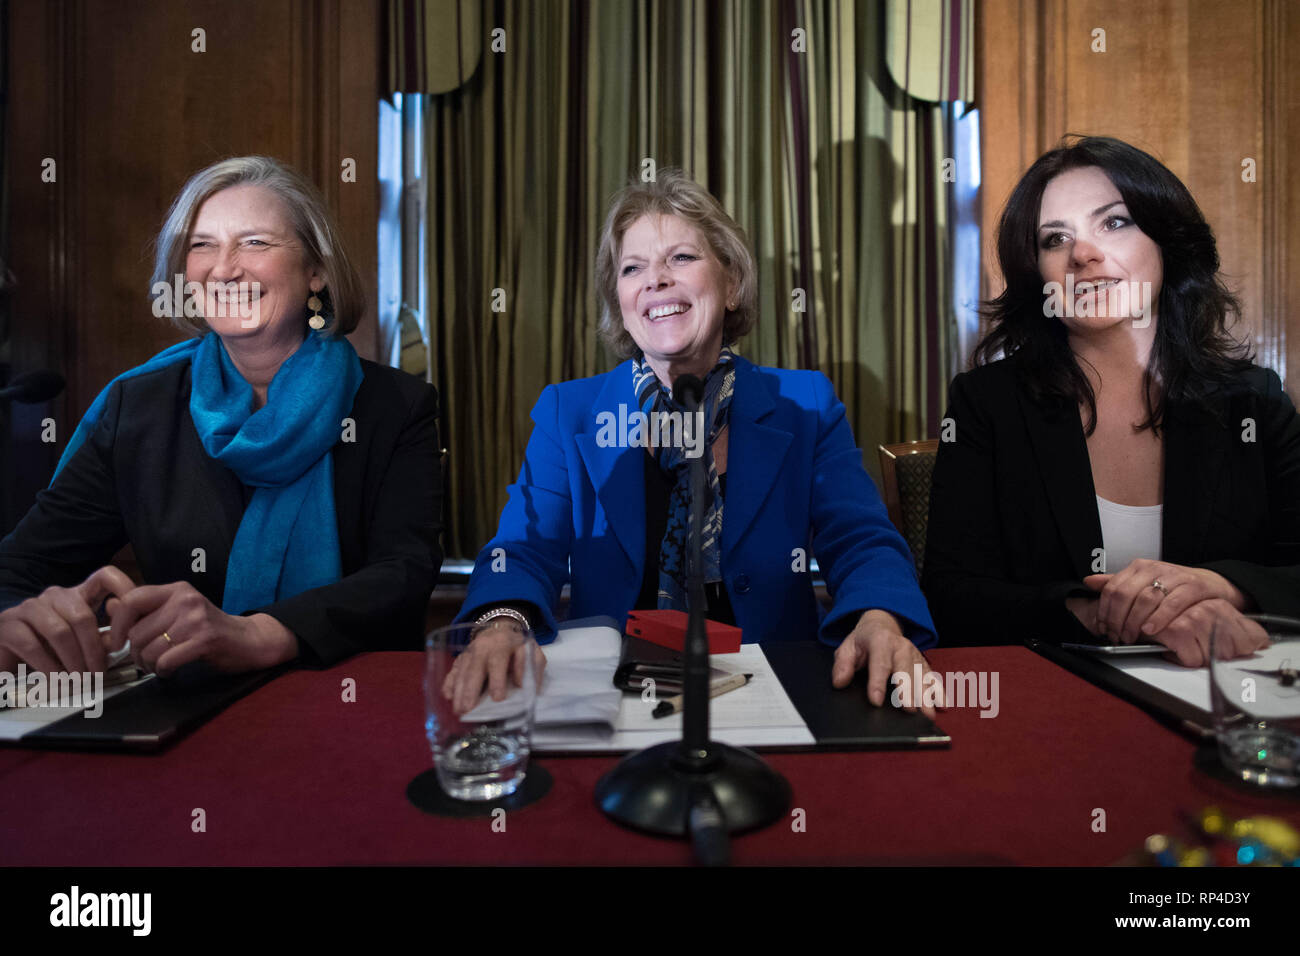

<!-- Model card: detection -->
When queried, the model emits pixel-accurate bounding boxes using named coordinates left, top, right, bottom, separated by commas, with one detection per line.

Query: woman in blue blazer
left=447, top=169, right=937, bottom=715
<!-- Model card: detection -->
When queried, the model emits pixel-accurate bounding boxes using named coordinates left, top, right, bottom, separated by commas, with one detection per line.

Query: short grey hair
left=150, top=156, right=364, bottom=335
left=594, top=168, right=757, bottom=360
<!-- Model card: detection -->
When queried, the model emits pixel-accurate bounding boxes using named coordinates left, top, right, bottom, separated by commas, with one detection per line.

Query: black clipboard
left=618, top=634, right=950, bottom=750
left=7, top=663, right=284, bottom=752
left=761, top=641, right=951, bottom=750
left=1028, top=638, right=1214, bottom=739
left=1026, top=614, right=1300, bottom=740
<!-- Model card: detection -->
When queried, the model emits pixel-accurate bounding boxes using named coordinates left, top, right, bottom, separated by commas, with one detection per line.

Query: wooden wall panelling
left=6, top=0, right=79, bottom=513
left=3, top=0, right=381, bottom=532
left=1263, top=0, right=1299, bottom=389
left=977, top=0, right=1293, bottom=398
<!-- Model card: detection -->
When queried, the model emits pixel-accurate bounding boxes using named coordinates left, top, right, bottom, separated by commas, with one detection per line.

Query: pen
left=652, top=672, right=752, bottom=718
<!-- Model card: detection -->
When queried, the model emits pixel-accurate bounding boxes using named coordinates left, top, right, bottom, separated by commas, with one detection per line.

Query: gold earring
left=308, top=293, right=325, bottom=330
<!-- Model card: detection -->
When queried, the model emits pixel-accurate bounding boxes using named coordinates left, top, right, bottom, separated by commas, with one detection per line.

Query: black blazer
left=921, top=357, right=1300, bottom=646
left=0, top=358, right=443, bottom=665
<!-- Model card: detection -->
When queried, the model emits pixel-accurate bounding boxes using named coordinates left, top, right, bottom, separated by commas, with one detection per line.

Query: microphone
left=672, top=373, right=703, bottom=409
left=675, top=373, right=711, bottom=762
left=596, top=366, right=790, bottom=861
left=0, top=369, right=65, bottom=403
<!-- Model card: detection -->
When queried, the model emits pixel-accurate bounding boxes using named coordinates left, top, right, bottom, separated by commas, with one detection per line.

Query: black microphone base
left=594, top=740, right=791, bottom=836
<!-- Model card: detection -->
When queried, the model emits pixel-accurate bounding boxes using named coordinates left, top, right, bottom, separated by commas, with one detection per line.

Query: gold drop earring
left=308, top=291, right=325, bottom=330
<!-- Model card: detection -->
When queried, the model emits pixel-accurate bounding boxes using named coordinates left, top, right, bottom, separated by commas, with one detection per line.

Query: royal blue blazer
left=456, top=355, right=936, bottom=649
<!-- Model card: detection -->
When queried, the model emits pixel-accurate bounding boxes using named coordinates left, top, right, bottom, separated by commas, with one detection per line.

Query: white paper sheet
left=1104, top=643, right=1300, bottom=721
left=0, top=672, right=154, bottom=740
left=533, top=642, right=815, bottom=752
left=457, top=624, right=624, bottom=726
left=1103, top=648, right=1300, bottom=733
left=1101, top=656, right=1213, bottom=712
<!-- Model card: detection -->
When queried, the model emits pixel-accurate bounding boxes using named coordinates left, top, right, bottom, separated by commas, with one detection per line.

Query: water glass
left=1210, top=621, right=1300, bottom=788
left=424, top=621, right=540, bottom=801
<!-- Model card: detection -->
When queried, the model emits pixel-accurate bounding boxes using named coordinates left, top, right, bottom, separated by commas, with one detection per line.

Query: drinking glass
left=424, top=621, right=540, bottom=801
left=1209, top=621, right=1300, bottom=788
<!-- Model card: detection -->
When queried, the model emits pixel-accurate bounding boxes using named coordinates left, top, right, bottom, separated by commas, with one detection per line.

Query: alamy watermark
left=1043, top=275, right=1154, bottom=328
left=151, top=274, right=263, bottom=328
left=0, top=666, right=105, bottom=717
left=594, top=405, right=705, bottom=458
left=50, top=886, right=151, bottom=936
left=891, top=665, right=1000, bottom=718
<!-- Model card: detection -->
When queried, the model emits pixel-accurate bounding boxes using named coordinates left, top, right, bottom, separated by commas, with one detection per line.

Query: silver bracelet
left=474, top=607, right=531, bottom=633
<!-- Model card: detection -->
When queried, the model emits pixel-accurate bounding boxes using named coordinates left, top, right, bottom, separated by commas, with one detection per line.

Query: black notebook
left=760, top=641, right=950, bottom=750
left=4, top=663, right=282, bottom=752
left=620, top=635, right=950, bottom=751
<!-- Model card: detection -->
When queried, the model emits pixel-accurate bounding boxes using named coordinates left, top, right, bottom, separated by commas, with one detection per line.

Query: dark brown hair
left=975, top=135, right=1252, bottom=433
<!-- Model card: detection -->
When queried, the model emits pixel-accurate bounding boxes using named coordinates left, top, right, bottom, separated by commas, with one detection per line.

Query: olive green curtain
left=408, top=0, right=969, bottom=557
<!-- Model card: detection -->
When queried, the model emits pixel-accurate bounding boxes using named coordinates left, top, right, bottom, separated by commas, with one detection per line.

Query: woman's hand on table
left=443, top=618, right=547, bottom=716
left=0, top=565, right=137, bottom=676
left=1081, top=559, right=1266, bottom=666
left=1083, top=559, right=1249, bottom=644
left=831, top=609, right=942, bottom=718
left=1137, top=598, right=1267, bottom=667
left=105, top=581, right=298, bottom=677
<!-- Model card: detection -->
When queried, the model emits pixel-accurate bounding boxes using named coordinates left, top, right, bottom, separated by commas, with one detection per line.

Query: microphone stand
left=595, top=374, right=790, bottom=863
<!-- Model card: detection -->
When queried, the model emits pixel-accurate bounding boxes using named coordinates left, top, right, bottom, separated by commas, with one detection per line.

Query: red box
left=624, top=609, right=743, bottom=654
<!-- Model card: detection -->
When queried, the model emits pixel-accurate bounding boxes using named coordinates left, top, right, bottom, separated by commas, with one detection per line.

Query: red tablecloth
left=1, top=647, right=1296, bottom=865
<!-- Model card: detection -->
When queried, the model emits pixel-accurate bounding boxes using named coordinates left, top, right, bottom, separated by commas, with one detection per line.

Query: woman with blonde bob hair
left=445, top=168, right=941, bottom=718
left=0, top=156, right=443, bottom=681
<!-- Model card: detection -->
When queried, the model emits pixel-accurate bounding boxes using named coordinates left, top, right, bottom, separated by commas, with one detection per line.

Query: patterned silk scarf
left=632, top=346, right=737, bottom=611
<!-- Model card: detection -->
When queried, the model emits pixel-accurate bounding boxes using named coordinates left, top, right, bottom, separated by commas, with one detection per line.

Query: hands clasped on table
left=1068, top=558, right=1269, bottom=666
left=0, top=566, right=297, bottom=679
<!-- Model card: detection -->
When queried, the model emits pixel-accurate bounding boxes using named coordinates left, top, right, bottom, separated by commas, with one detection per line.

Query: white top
left=1095, top=495, right=1163, bottom=574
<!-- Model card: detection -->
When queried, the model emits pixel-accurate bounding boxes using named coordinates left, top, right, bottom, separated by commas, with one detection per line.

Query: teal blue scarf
left=54, top=330, right=364, bottom=614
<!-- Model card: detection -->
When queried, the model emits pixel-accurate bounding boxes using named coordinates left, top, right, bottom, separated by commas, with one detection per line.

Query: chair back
left=877, top=439, right=940, bottom=576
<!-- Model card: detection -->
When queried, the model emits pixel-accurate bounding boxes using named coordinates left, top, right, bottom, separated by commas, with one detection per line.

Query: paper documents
left=1103, top=642, right=1299, bottom=721
left=529, top=624, right=814, bottom=752
left=1101, top=656, right=1212, bottom=713
left=459, top=622, right=625, bottom=727
left=0, top=669, right=152, bottom=740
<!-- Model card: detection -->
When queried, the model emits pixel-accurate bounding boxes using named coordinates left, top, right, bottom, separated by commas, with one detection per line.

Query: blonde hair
left=594, top=168, right=757, bottom=359
left=150, top=156, right=364, bottom=335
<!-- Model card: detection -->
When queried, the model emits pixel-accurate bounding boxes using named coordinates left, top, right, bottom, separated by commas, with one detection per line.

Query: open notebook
left=523, top=621, right=816, bottom=753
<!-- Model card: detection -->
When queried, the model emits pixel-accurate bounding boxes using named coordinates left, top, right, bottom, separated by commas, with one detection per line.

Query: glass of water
left=424, top=621, right=540, bottom=801
left=1210, top=620, right=1300, bottom=788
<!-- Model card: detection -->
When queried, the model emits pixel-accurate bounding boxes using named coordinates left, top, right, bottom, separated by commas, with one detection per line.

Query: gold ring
left=1150, top=580, right=1169, bottom=596
left=162, top=631, right=174, bottom=646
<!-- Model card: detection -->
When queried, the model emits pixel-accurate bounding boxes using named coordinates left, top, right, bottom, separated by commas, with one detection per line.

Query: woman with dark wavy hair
left=922, top=136, right=1300, bottom=664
